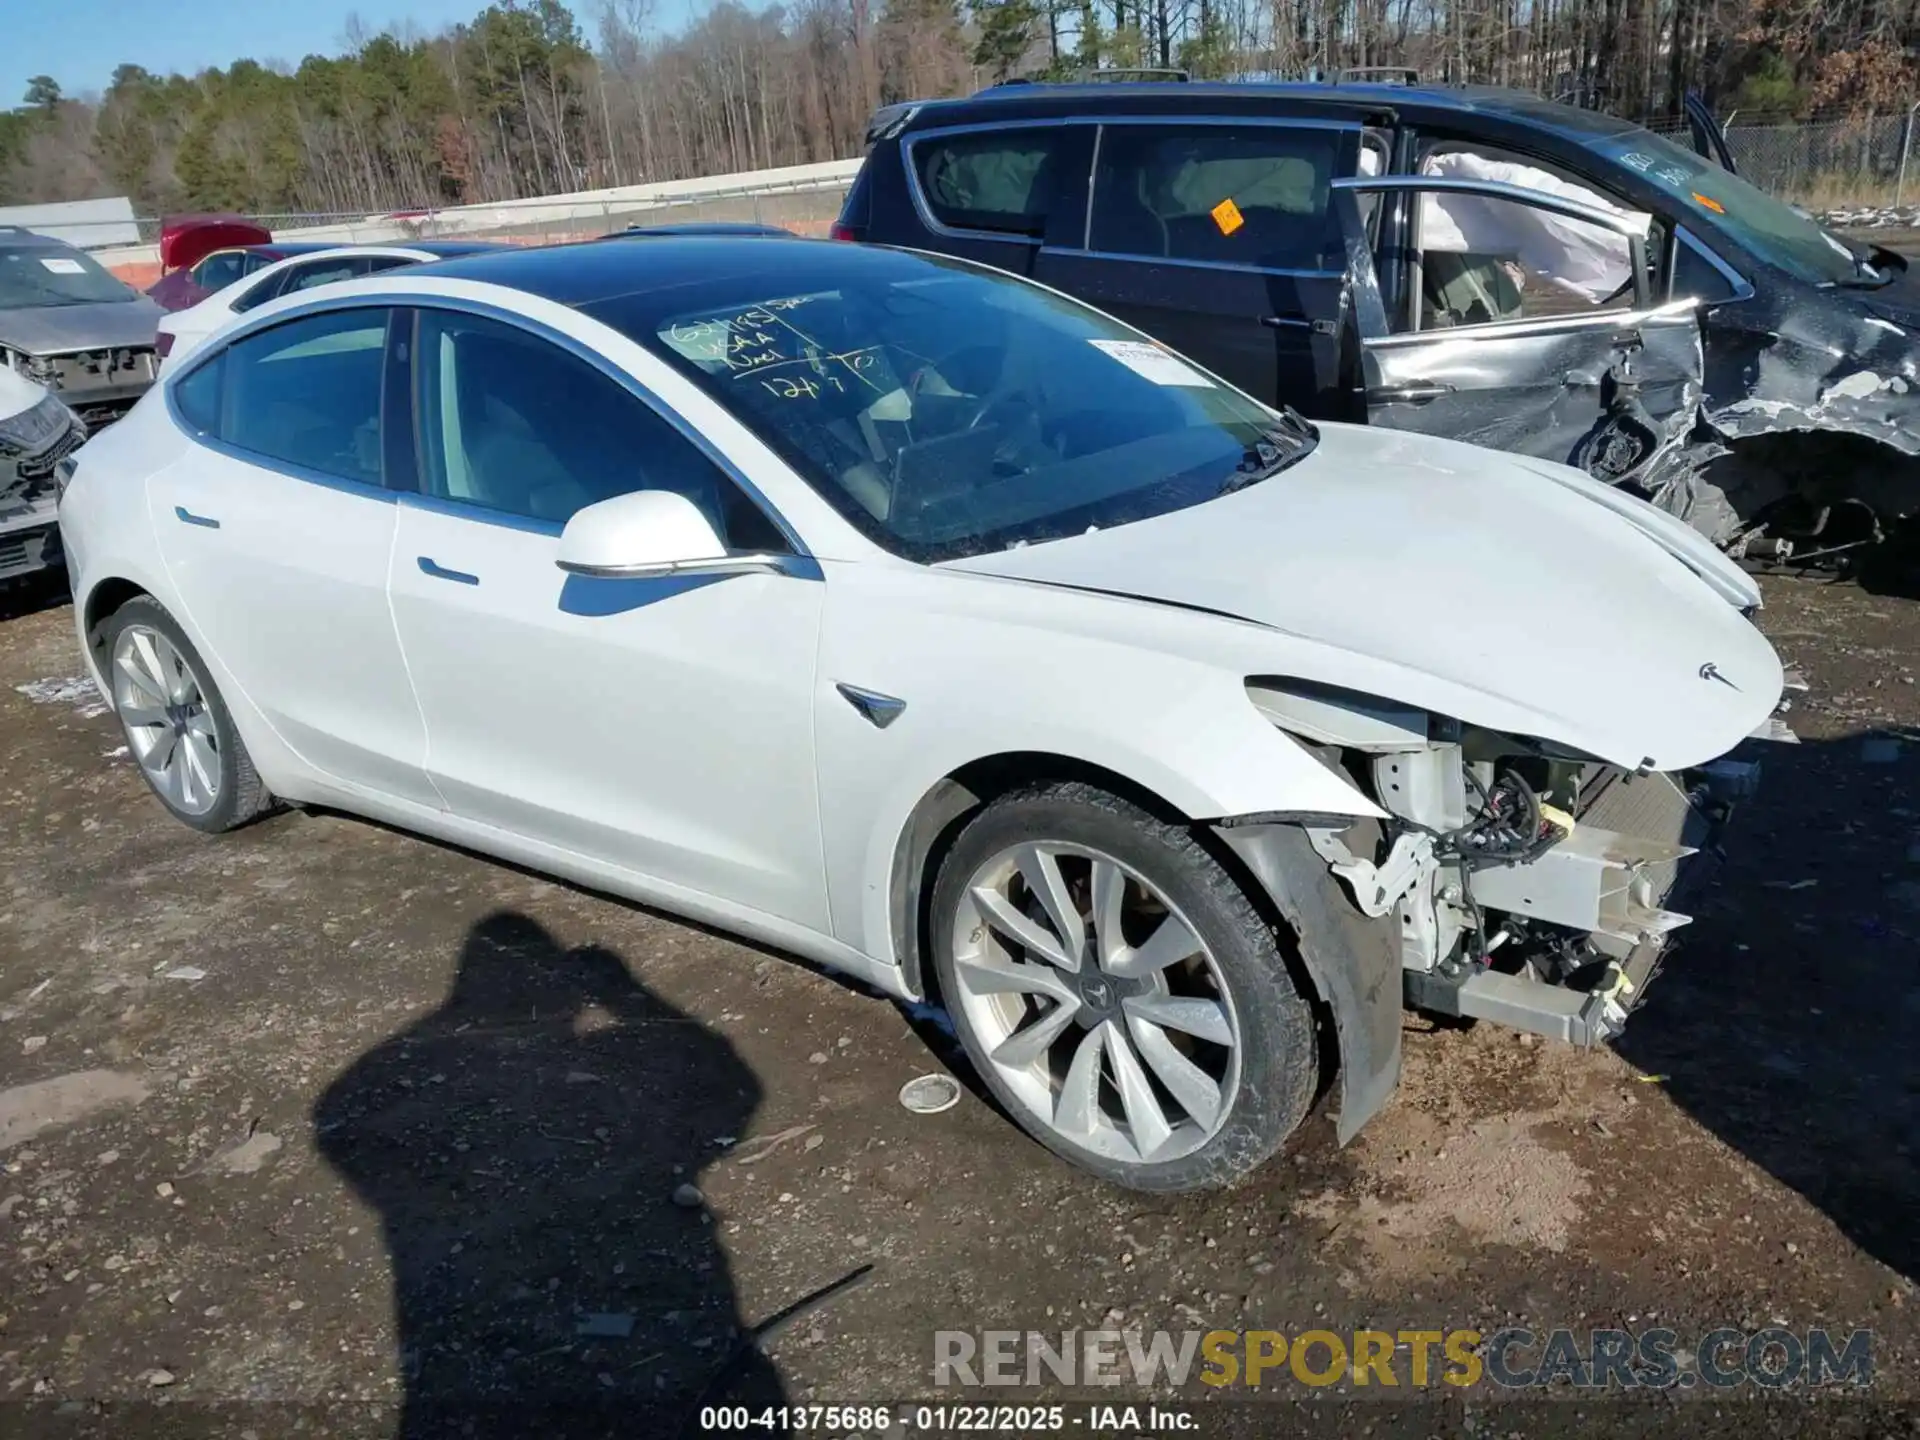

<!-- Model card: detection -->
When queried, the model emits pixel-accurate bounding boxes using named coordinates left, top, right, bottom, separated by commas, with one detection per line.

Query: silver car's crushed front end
left=0, top=391, right=86, bottom=582
left=9, top=347, right=157, bottom=432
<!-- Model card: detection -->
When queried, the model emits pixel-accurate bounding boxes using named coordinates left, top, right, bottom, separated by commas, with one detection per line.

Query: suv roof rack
left=1335, top=66, right=1422, bottom=85
left=1077, top=67, right=1190, bottom=82
left=865, top=100, right=925, bottom=144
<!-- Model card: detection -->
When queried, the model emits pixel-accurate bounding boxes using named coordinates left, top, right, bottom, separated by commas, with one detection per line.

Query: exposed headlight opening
left=3, top=348, right=60, bottom=388
left=1245, top=676, right=1430, bottom=750
left=0, top=391, right=78, bottom=460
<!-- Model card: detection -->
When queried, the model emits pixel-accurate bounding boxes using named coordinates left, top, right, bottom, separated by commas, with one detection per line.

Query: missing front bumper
left=1406, top=757, right=1756, bottom=1046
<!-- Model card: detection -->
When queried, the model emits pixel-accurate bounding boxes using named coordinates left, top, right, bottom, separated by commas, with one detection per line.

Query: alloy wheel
left=948, top=842, right=1242, bottom=1165
left=111, top=623, right=222, bottom=817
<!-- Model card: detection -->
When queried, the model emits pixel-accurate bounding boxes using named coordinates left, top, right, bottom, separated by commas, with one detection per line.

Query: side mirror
left=555, top=490, right=729, bottom=578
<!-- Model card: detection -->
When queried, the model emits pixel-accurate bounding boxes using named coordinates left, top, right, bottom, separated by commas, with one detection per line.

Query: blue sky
left=5, top=0, right=660, bottom=106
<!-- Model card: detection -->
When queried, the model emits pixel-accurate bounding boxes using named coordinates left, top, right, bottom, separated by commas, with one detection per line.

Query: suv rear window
left=1089, top=124, right=1345, bottom=270
left=914, top=131, right=1060, bottom=238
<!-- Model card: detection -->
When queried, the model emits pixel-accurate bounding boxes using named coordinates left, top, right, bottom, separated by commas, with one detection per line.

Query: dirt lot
left=0, top=572, right=1916, bottom=1438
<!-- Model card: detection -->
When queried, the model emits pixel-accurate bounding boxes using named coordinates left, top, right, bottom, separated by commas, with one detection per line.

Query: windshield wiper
left=1219, top=441, right=1296, bottom=494
left=1823, top=250, right=1896, bottom=289
left=1219, top=411, right=1317, bottom=494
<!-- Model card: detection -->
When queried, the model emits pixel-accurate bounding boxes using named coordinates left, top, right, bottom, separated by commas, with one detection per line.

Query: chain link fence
left=1649, top=110, right=1920, bottom=212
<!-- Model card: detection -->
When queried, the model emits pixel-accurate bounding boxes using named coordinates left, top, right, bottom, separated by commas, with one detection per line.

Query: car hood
left=0, top=297, right=164, bottom=355
left=945, top=423, right=1783, bottom=772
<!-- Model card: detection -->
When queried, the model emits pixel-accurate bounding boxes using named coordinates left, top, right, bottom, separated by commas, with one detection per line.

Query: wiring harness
left=1438, top=768, right=1567, bottom=867
left=1397, top=767, right=1573, bottom=969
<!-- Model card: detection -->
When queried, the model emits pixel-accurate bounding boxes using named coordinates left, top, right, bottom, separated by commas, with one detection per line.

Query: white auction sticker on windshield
left=39, top=257, right=85, bottom=274
left=1088, top=339, right=1213, bottom=387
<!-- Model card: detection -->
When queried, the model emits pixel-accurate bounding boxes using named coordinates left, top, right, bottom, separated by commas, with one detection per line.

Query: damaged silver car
left=1, top=226, right=162, bottom=435
left=0, top=365, right=85, bottom=583
left=844, top=78, right=1920, bottom=568
left=0, top=226, right=160, bottom=582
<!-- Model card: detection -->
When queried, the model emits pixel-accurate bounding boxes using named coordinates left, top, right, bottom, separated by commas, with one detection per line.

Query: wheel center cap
left=1077, top=973, right=1118, bottom=1013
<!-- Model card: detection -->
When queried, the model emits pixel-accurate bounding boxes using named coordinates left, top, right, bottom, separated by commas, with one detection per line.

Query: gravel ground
left=0, top=572, right=1915, bottom=1438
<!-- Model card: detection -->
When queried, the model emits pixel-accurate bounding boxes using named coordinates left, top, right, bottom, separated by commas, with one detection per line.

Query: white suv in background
left=157, top=241, right=502, bottom=369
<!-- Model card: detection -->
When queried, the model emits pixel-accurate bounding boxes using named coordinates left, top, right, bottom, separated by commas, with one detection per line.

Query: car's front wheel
left=101, top=596, right=273, bottom=834
left=929, top=782, right=1317, bottom=1192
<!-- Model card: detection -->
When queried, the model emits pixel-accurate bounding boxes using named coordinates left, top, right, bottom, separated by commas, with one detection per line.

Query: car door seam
left=808, top=578, right=840, bottom=948
left=384, top=501, right=454, bottom=812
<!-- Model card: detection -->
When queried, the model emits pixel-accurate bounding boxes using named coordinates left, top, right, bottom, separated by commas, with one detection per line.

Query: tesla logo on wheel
left=1698, top=662, right=1739, bottom=690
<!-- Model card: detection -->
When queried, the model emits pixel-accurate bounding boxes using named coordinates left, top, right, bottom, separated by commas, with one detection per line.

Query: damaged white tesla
left=58, top=238, right=1789, bottom=1191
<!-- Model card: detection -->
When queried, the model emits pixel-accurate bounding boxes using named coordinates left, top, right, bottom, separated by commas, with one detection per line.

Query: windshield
left=0, top=243, right=137, bottom=309
left=624, top=255, right=1312, bottom=561
left=1583, top=127, right=1866, bottom=286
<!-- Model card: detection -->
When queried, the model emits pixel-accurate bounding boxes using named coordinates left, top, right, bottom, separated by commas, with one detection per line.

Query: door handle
left=1372, top=382, right=1455, bottom=403
left=417, top=556, right=480, bottom=586
left=1262, top=315, right=1339, bottom=335
left=174, top=505, right=220, bottom=529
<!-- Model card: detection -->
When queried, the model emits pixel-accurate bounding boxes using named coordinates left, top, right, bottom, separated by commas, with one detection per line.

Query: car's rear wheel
left=928, top=782, right=1316, bottom=1192
left=102, top=596, right=273, bottom=834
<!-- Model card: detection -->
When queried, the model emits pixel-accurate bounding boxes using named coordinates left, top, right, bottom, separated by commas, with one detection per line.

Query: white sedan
left=58, top=239, right=1784, bottom=1191
left=155, top=240, right=500, bottom=369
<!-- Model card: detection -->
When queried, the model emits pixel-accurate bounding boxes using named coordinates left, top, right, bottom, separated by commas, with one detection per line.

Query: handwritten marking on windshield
left=665, top=294, right=889, bottom=398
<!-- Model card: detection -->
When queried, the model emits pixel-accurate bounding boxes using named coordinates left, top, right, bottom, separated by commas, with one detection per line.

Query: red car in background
left=144, top=215, right=344, bottom=312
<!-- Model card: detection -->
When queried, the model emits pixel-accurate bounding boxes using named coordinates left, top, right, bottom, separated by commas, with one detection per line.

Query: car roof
left=0, top=226, right=81, bottom=251
left=896, top=80, right=1643, bottom=142
left=412, top=234, right=930, bottom=310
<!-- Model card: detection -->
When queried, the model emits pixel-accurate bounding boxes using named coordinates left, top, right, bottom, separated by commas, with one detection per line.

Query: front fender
left=815, top=563, right=1384, bottom=973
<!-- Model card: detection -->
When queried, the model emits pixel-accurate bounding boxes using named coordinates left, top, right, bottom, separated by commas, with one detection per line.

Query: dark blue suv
left=840, top=80, right=1920, bottom=563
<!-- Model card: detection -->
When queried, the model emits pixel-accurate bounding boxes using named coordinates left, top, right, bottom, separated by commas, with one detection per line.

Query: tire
left=100, top=596, right=274, bottom=834
left=928, top=781, right=1316, bottom=1192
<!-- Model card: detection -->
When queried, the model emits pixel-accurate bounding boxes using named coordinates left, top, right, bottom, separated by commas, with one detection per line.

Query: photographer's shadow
left=315, top=911, right=779, bottom=1437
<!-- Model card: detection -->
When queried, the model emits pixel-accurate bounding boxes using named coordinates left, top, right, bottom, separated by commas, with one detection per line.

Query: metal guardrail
left=112, top=165, right=861, bottom=251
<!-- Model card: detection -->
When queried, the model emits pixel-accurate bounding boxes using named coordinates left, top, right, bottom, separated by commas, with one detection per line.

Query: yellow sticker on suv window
left=1211, top=197, right=1245, bottom=235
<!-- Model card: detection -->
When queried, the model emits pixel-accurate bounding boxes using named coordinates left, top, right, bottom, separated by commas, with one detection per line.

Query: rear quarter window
left=913, top=131, right=1061, bottom=237
left=172, top=354, right=223, bottom=433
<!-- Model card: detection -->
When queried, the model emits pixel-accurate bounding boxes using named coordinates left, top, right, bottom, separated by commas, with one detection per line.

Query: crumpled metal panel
left=1701, top=300, right=1920, bottom=457
left=1366, top=307, right=1710, bottom=493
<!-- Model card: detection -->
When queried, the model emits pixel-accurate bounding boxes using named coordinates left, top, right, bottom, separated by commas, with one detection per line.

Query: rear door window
left=913, top=130, right=1062, bottom=237
left=200, top=308, right=391, bottom=486
left=1089, top=124, right=1348, bottom=270
left=281, top=256, right=368, bottom=295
